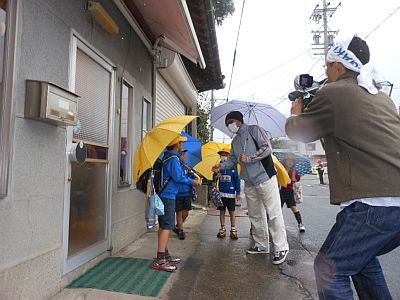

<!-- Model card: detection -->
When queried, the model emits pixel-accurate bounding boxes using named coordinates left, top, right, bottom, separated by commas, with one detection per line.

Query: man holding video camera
left=286, top=35, right=400, bottom=299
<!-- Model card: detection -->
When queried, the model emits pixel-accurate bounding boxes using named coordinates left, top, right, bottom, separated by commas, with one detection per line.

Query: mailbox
left=25, top=80, right=79, bottom=126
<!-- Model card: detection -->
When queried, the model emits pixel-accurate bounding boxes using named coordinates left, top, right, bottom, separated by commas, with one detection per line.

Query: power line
left=226, top=0, right=246, bottom=102
left=364, top=6, right=400, bottom=39
left=231, top=50, right=308, bottom=90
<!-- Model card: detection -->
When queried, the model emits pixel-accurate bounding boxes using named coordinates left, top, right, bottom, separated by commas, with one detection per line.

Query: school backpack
left=136, top=154, right=177, bottom=194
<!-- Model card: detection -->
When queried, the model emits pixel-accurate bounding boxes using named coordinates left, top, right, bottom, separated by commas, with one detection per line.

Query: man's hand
left=290, top=97, right=303, bottom=115
left=212, top=164, right=220, bottom=173
left=240, top=153, right=250, bottom=164
left=235, top=194, right=241, bottom=201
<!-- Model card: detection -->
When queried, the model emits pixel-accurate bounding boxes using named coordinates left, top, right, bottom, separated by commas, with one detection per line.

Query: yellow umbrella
left=272, top=154, right=291, bottom=188
left=133, top=115, right=197, bottom=183
left=194, top=142, right=231, bottom=180
left=195, top=142, right=290, bottom=187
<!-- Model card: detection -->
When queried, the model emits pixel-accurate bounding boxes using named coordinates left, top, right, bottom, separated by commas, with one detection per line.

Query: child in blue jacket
left=152, top=136, right=200, bottom=272
left=214, top=147, right=241, bottom=239
left=173, top=150, right=198, bottom=240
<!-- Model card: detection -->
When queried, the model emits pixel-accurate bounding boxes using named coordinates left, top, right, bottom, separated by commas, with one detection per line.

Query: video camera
left=288, top=74, right=327, bottom=110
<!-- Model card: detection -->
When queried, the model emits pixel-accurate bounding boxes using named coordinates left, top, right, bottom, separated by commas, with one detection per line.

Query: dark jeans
left=318, top=170, right=324, bottom=184
left=314, top=202, right=400, bottom=299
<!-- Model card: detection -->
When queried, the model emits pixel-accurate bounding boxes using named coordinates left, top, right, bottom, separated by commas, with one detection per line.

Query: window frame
left=118, top=79, right=133, bottom=187
left=0, top=0, right=18, bottom=199
left=306, top=143, right=316, bottom=151
left=141, top=96, right=152, bottom=138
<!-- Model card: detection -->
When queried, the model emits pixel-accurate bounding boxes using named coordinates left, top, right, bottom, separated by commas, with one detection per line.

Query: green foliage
left=212, top=0, right=235, bottom=26
left=196, top=93, right=211, bottom=144
left=271, top=138, right=290, bottom=150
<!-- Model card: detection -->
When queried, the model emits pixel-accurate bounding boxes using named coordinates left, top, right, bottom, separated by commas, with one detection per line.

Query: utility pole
left=310, top=1, right=341, bottom=60
left=210, top=89, right=214, bottom=141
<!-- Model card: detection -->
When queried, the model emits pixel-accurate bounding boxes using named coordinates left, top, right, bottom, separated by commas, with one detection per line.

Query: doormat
left=68, top=257, right=172, bottom=297
left=207, top=208, right=248, bottom=217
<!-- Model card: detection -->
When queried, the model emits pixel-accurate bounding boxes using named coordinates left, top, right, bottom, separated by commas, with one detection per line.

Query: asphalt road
left=282, top=175, right=400, bottom=299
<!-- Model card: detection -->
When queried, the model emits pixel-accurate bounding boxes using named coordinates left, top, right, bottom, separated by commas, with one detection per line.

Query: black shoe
left=173, top=227, right=180, bottom=236
left=272, top=250, right=289, bottom=265
left=246, top=246, right=268, bottom=254
left=178, top=230, right=186, bottom=240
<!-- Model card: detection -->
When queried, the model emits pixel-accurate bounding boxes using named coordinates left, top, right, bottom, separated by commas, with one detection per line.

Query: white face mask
left=228, top=123, right=239, bottom=133
left=220, top=156, right=228, bottom=162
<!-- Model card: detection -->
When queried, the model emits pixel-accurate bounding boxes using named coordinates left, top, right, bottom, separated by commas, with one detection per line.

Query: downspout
left=150, top=35, right=165, bottom=126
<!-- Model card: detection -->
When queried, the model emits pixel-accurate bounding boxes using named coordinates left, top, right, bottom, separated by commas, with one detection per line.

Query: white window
left=306, top=143, right=316, bottom=151
left=142, top=97, right=151, bottom=138
left=0, top=0, right=16, bottom=198
left=119, top=81, right=133, bottom=186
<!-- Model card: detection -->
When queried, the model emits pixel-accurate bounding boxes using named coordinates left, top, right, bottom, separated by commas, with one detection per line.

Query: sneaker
left=298, top=223, right=306, bottom=232
left=230, top=228, right=239, bottom=239
left=272, top=250, right=289, bottom=265
left=151, top=258, right=177, bottom=272
left=246, top=246, right=268, bottom=254
left=217, top=227, right=226, bottom=238
left=173, top=227, right=180, bottom=236
left=165, top=255, right=181, bottom=264
left=178, top=230, right=186, bottom=240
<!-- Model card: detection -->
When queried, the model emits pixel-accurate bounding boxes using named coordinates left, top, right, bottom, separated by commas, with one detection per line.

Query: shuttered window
left=73, top=49, right=111, bottom=145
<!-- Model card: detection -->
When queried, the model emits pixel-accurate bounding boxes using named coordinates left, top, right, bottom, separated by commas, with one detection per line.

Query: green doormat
left=68, top=257, right=172, bottom=297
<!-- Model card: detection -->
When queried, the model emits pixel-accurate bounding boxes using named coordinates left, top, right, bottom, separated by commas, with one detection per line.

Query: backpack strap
left=248, top=127, right=277, bottom=178
left=159, top=154, right=178, bottom=194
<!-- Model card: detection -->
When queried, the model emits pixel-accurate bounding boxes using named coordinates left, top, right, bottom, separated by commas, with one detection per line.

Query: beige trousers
left=245, top=175, right=289, bottom=252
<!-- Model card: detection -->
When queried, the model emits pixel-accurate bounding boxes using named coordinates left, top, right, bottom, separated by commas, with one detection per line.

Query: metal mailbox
left=25, top=80, right=79, bottom=126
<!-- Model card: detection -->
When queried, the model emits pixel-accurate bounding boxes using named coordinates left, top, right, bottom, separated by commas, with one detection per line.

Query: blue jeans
left=314, top=202, right=400, bottom=300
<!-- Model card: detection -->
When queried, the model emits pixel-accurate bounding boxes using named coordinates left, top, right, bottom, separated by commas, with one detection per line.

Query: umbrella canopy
left=211, top=100, right=287, bottom=138
left=272, top=154, right=291, bottom=188
left=181, top=131, right=202, bottom=168
left=194, top=141, right=230, bottom=180
left=272, top=149, right=312, bottom=177
left=133, top=115, right=197, bottom=183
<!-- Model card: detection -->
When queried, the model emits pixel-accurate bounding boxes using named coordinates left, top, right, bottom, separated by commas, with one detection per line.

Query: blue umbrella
left=181, top=132, right=202, bottom=168
left=272, top=149, right=312, bottom=177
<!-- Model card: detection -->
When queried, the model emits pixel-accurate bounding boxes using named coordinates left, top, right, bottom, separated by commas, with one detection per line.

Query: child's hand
left=235, top=195, right=240, bottom=201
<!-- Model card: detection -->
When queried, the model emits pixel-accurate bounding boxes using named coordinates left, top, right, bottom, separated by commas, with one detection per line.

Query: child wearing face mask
left=213, top=147, right=241, bottom=239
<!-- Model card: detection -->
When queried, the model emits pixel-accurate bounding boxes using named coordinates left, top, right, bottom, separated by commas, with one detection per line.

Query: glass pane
left=68, top=162, right=107, bottom=257
left=0, top=1, right=7, bottom=197
left=119, top=83, right=129, bottom=184
left=142, top=99, right=151, bottom=138
left=0, top=2, right=6, bottom=86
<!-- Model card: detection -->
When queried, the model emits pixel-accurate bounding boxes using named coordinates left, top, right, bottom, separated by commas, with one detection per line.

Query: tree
left=271, top=138, right=290, bottom=150
left=196, top=93, right=211, bottom=144
left=212, top=0, right=235, bottom=26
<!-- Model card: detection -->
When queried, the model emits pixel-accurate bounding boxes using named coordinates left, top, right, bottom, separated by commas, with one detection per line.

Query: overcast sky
left=211, top=0, right=400, bottom=142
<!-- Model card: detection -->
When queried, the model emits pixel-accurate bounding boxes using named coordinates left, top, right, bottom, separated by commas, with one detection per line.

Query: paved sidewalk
left=53, top=204, right=314, bottom=300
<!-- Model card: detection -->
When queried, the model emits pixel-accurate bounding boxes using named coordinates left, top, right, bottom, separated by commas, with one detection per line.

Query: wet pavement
left=54, top=175, right=400, bottom=300
left=167, top=214, right=313, bottom=300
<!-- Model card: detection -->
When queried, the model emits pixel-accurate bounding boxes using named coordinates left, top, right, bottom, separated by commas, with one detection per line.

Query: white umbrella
left=211, top=100, right=287, bottom=139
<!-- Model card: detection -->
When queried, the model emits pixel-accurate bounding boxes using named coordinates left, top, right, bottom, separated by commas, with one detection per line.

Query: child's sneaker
left=151, top=258, right=177, bottom=272
left=230, top=228, right=238, bottom=239
left=178, top=230, right=186, bottom=240
left=217, top=227, right=226, bottom=238
left=165, top=255, right=181, bottom=264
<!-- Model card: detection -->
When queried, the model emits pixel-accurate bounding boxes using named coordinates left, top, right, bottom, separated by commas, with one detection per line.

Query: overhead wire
left=231, top=50, right=309, bottom=91
left=364, top=6, right=400, bottom=39
left=226, top=0, right=246, bottom=102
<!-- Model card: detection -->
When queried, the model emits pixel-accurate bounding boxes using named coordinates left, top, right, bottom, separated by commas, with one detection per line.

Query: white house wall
left=0, top=0, right=153, bottom=298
